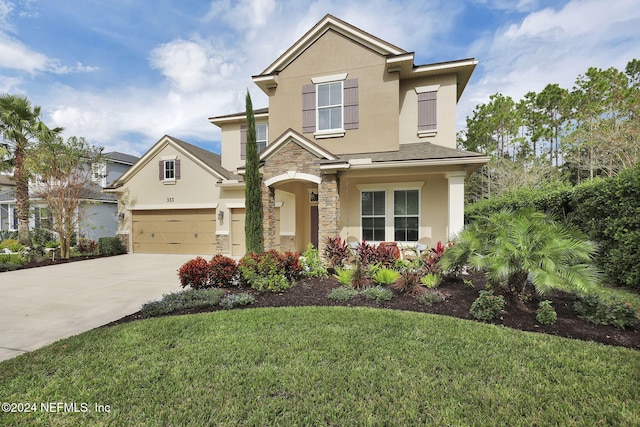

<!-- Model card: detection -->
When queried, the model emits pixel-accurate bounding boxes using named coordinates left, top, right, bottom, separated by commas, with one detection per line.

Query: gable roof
left=260, top=128, right=338, bottom=162
left=259, top=14, right=406, bottom=77
left=111, top=135, right=234, bottom=187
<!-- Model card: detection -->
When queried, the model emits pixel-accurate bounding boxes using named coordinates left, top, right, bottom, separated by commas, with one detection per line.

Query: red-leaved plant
left=178, top=257, right=211, bottom=289
left=208, top=254, right=238, bottom=287
left=324, top=237, right=350, bottom=268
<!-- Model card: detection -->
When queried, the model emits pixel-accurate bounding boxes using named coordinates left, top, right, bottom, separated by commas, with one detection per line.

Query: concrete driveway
left=0, top=254, right=197, bottom=362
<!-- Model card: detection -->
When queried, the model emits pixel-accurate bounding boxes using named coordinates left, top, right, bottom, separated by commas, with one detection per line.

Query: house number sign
left=166, top=197, right=175, bottom=202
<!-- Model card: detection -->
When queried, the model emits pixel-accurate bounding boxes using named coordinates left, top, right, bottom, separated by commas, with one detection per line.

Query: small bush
left=208, top=254, right=238, bottom=288
left=220, top=292, right=255, bottom=309
left=0, top=239, right=24, bottom=253
left=327, top=286, right=359, bottom=302
left=31, top=228, right=55, bottom=248
left=178, top=257, right=211, bottom=289
left=238, top=251, right=290, bottom=293
left=360, top=285, right=394, bottom=302
left=354, top=240, right=377, bottom=266
left=350, top=260, right=370, bottom=288
left=470, top=290, right=505, bottom=322
left=45, top=240, right=61, bottom=249
left=421, top=273, right=442, bottom=289
left=391, top=269, right=425, bottom=296
left=372, top=268, right=400, bottom=286
left=417, top=289, right=447, bottom=306
left=141, top=288, right=226, bottom=318
left=98, top=237, right=126, bottom=255
left=574, top=294, right=639, bottom=329
left=77, top=238, right=97, bottom=254
left=371, top=245, right=398, bottom=268
left=333, top=267, right=353, bottom=286
left=324, top=237, right=350, bottom=268
left=300, top=244, right=328, bottom=278
left=0, top=253, right=25, bottom=265
left=536, top=300, right=558, bottom=325
left=280, top=251, right=303, bottom=282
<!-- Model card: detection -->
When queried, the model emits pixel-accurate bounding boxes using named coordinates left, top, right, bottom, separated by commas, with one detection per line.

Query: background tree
left=30, top=136, right=102, bottom=259
left=0, top=94, right=61, bottom=246
left=244, top=91, right=263, bottom=254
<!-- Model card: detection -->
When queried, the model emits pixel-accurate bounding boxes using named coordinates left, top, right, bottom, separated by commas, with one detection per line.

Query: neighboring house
left=110, top=15, right=489, bottom=256
left=0, top=152, right=138, bottom=241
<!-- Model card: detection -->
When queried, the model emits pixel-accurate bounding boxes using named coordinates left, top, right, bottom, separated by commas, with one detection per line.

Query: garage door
left=231, top=208, right=280, bottom=256
left=132, top=209, right=216, bottom=254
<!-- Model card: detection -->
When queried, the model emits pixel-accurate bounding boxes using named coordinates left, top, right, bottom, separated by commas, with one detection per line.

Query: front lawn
left=1, top=307, right=638, bottom=426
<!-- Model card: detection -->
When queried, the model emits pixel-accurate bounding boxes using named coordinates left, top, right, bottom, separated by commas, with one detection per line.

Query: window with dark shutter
left=344, top=79, right=359, bottom=130
left=418, top=91, right=437, bottom=132
left=302, top=84, right=316, bottom=133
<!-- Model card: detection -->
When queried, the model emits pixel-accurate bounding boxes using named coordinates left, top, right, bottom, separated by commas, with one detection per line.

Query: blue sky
left=1, top=0, right=638, bottom=156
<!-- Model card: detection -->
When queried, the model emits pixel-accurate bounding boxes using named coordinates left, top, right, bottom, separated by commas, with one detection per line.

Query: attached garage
left=132, top=209, right=216, bottom=254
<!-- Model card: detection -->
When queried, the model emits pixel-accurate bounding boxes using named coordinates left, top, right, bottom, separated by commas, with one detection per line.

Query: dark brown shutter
left=240, top=125, right=247, bottom=160
left=418, top=91, right=437, bottom=131
left=175, top=159, right=181, bottom=179
left=158, top=160, right=163, bottom=180
left=302, top=84, right=316, bottom=133
left=344, top=79, right=359, bottom=130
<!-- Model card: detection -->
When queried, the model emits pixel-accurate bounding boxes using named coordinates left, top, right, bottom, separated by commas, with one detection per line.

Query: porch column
left=261, top=184, right=277, bottom=251
left=318, top=173, right=340, bottom=256
left=446, top=171, right=467, bottom=239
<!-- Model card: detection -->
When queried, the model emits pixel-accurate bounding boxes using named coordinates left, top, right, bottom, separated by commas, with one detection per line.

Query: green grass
left=1, top=307, right=638, bottom=426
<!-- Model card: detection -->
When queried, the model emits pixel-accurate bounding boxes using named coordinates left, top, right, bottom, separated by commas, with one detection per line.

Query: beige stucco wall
left=267, top=29, right=400, bottom=155
left=398, top=74, right=458, bottom=149
left=115, top=141, right=222, bottom=246
left=338, top=169, right=450, bottom=247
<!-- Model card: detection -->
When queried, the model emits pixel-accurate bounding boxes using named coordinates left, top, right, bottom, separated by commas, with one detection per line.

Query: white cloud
left=0, top=32, right=48, bottom=73
left=460, top=0, right=640, bottom=126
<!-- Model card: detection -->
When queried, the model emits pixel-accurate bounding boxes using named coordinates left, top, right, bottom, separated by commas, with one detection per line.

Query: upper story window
left=91, top=162, right=107, bottom=187
left=302, top=74, right=358, bottom=138
left=317, top=81, right=343, bottom=131
left=241, top=123, right=268, bottom=160
left=416, top=85, right=439, bottom=137
left=158, top=158, right=180, bottom=184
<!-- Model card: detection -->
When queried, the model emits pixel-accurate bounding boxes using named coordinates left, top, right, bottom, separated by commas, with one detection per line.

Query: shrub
left=333, top=267, right=354, bottom=286
left=208, top=254, right=238, bottom=288
left=0, top=253, right=25, bottom=265
left=371, top=245, right=398, bottom=268
left=350, top=260, right=370, bottom=288
left=327, top=286, right=359, bottom=302
left=354, top=240, right=377, bottom=266
left=417, top=289, right=447, bottom=306
left=470, top=290, right=505, bottom=321
left=423, top=241, right=451, bottom=273
left=238, top=251, right=290, bottom=293
left=441, top=208, right=601, bottom=301
left=391, top=269, right=425, bottom=296
left=574, top=294, right=639, bottom=329
left=280, top=251, right=303, bottom=282
left=77, top=238, right=97, bottom=255
left=141, top=288, right=226, bottom=318
left=360, top=285, right=394, bottom=302
left=45, top=240, right=61, bottom=249
left=300, top=244, right=328, bottom=278
left=31, top=228, right=55, bottom=248
left=324, top=237, right=350, bottom=268
left=536, top=300, right=558, bottom=325
left=178, top=257, right=211, bottom=289
left=421, top=273, right=442, bottom=289
left=0, top=239, right=24, bottom=253
left=98, top=237, right=126, bottom=255
left=371, top=268, right=400, bottom=286
left=220, top=292, right=255, bottom=309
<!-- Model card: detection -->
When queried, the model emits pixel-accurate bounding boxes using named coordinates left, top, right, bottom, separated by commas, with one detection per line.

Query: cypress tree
left=244, top=90, right=263, bottom=254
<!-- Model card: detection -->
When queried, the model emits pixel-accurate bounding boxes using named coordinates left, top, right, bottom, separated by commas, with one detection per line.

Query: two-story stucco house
left=111, top=15, right=489, bottom=256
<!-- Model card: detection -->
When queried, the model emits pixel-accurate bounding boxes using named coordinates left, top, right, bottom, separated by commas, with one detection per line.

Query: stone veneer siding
left=280, top=235, right=296, bottom=252
left=318, top=173, right=340, bottom=257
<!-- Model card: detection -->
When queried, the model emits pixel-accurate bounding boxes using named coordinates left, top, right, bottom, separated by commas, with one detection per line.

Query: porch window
left=361, top=191, right=385, bottom=241
left=394, top=190, right=419, bottom=242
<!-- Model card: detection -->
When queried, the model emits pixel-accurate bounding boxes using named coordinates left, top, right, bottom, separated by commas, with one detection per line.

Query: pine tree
left=244, top=90, right=263, bottom=254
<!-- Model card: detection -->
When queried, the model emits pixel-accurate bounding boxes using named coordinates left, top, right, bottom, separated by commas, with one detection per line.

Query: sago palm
left=441, top=208, right=601, bottom=299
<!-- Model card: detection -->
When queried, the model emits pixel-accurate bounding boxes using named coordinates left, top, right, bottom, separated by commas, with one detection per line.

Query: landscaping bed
left=105, top=271, right=640, bottom=350
left=0, top=253, right=123, bottom=272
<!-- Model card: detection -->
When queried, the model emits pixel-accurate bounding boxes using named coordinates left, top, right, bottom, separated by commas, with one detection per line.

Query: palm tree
left=441, top=207, right=601, bottom=300
left=0, top=94, right=62, bottom=246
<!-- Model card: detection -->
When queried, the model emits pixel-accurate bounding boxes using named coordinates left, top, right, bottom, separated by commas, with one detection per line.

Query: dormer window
left=159, top=157, right=180, bottom=184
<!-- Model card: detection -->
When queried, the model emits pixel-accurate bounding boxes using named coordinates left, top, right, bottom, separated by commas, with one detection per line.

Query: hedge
left=465, top=164, right=640, bottom=289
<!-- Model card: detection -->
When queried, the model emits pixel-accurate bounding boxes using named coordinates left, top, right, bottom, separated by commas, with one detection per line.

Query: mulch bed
left=104, top=272, right=640, bottom=351
left=0, top=254, right=121, bottom=272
